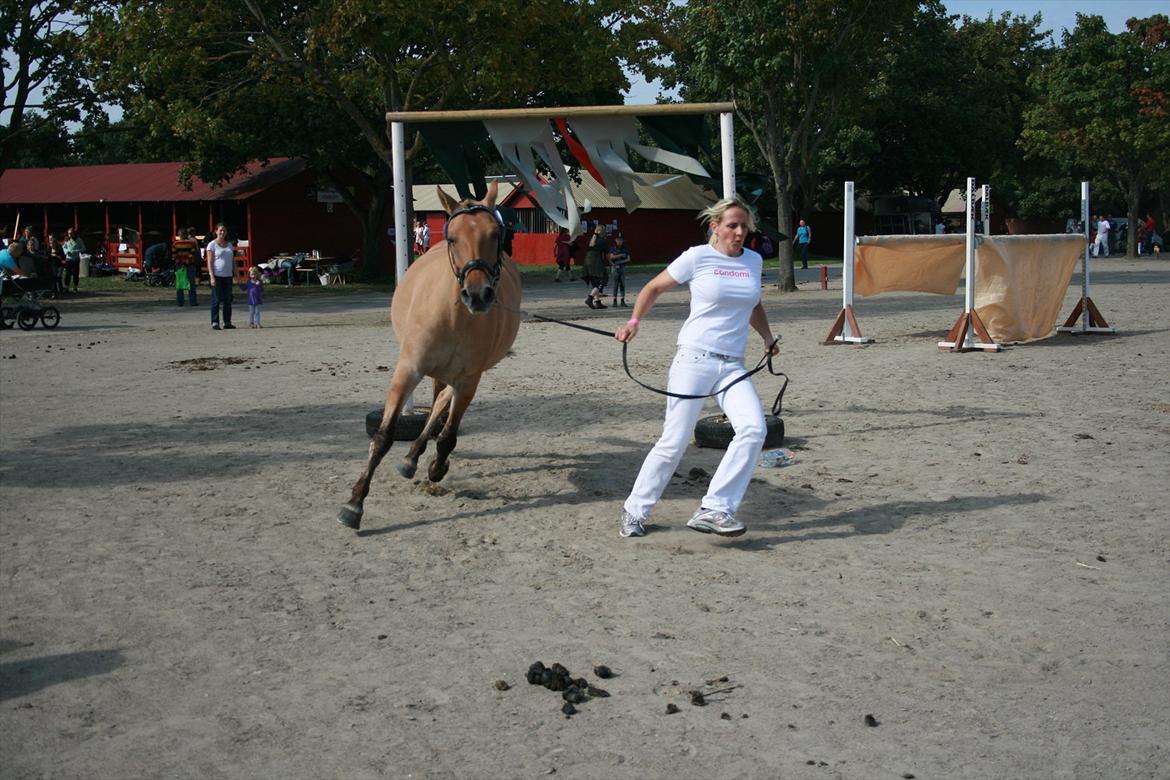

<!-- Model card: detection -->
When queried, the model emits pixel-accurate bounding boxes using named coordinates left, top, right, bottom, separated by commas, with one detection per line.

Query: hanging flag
left=553, top=118, right=606, bottom=187
left=416, top=122, right=495, bottom=201
left=483, top=118, right=582, bottom=238
left=566, top=116, right=712, bottom=212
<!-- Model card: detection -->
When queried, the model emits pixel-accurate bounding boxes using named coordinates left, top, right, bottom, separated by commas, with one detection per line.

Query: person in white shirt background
left=613, top=198, right=779, bottom=540
left=1093, top=215, right=1111, bottom=257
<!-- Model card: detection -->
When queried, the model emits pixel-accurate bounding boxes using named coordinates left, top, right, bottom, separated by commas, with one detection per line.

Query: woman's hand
left=615, top=321, right=639, bottom=343
left=766, top=336, right=780, bottom=356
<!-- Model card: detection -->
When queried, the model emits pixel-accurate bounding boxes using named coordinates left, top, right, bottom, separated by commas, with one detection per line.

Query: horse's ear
left=482, top=180, right=499, bottom=208
left=436, top=186, right=460, bottom=215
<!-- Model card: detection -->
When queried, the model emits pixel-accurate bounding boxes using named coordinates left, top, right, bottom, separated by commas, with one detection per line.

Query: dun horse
left=338, top=182, right=521, bottom=530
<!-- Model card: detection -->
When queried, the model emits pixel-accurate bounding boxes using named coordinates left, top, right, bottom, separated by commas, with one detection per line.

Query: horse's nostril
left=482, top=287, right=495, bottom=304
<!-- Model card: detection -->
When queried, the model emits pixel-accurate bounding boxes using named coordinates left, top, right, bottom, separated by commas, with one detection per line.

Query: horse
left=337, top=182, right=521, bottom=530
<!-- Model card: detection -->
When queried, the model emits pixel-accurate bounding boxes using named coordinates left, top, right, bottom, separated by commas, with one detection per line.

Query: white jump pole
left=938, top=177, right=1000, bottom=352
left=1057, top=180, right=1114, bottom=334
left=825, top=181, right=872, bottom=344
left=390, top=120, right=414, bottom=414
left=719, top=112, right=735, bottom=199
left=981, top=184, right=991, bottom=234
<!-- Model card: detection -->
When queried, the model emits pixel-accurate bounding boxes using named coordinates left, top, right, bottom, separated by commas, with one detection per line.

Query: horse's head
left=437, top=181, right=504, bottom=314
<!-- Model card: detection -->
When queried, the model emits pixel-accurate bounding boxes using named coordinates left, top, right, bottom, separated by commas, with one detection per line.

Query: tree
left=81, top=0, right=637, bottom=279
left=1021, top=14, right=1170, bottom=256
left=659, top=0, right=917, bottom=290
left=1, top=1, right=98, bottom=173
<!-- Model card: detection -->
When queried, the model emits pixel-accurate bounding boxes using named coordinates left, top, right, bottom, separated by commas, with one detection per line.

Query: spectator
left=143, top=241, right=169, bottom=272
left=62, top=228, right=85, bottom=293
left=1092, top=216, right=1110, bottom=257
left=582, top=223, right=608, bottom=309
left=240, top=266, right=264, bottom=328
left=171, top=228, right=199, bottom=306
left=47, top=233, right=66, bottom=298
left=205, top=223, right=236, bottom=330
left=795, top=219, right=812, bottom=269
left=608, top=232, right=630, bottom=308
left=21, top=226, right=40, bottom=255
left=553, top=228, right=571, bottom=282
left=0, top=240, right=30, bottom=277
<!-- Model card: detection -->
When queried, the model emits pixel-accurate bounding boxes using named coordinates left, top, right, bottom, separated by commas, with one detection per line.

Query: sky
left=621, top=0, right=1168, bottom=104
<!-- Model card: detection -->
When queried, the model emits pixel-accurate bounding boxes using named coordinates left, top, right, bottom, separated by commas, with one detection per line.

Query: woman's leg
left=701, top=363, right=767, bottom=515
left=624, top=350, right=718, bottom=520
left=210, top=278, right=221, bottom=325
left=219, top=277, right=233, bottom=325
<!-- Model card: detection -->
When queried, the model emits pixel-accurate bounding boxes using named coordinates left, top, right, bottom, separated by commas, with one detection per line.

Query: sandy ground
left=1, top=258, right=1168, bottom=780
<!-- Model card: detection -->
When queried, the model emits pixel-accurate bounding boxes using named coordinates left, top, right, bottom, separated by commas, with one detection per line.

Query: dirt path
left=2, top=259, right=1168, bottom=779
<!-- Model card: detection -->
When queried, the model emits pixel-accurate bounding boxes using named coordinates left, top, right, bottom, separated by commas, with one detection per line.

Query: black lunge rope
left=522, top=310, right=788, bottom=414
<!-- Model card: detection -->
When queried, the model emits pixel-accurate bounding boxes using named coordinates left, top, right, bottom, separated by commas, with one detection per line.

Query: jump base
left=1057, top=296, right=1114, bottom=334
left=939, top=309, right=1001, bottom=353
left=824, top=306, right=873, bottom=345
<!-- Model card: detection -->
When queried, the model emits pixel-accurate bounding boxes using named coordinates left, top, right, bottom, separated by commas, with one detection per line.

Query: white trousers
left=624, top=346, right=766, bottom=520
left=1092, top=233, right=1109, bottom=256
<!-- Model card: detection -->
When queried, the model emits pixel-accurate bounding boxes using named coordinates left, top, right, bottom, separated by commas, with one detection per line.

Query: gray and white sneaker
left=619, top=510, right=646, bottom=538
left=686, top=507, right=745, bottom=537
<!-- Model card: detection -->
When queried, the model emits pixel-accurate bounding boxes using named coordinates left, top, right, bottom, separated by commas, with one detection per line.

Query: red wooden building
left=0, top=159, right=389, bottom=278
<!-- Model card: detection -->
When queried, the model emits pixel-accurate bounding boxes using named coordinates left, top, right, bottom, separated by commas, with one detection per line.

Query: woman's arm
left=614, top=269, right=678, bottom=343
left=749, top=302, right=779, bottom=354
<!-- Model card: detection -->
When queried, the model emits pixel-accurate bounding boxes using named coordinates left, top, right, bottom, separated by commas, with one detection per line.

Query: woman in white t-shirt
left=613, top=198, right=778, bottom=539
left=205, top=223, right=236, bottom=330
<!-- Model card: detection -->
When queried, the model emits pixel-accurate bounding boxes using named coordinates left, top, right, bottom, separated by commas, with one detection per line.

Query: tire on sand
left=693, top=413, right=784, bottom=450
left=365, top=408, right=445, bottom=441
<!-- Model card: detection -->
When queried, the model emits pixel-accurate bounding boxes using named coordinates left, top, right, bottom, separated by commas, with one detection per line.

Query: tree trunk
left=775, top=188, right=796, bottom=292
left=1126, top=186, right=1141, bottom=258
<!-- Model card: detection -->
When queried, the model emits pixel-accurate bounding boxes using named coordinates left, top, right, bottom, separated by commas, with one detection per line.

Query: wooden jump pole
left=825, top=180, right=872, bottom=344
left=1057, top=180, right=1114, bottom=335
left=938, top=177, right=1000, bottom=352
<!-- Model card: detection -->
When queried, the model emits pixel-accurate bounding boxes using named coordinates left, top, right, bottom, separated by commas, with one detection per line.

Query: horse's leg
left=397, top=385, right=453, bottom=478
left=427, top=373, right=481, bottom=483
left=337, top=362, right=422, bottom=529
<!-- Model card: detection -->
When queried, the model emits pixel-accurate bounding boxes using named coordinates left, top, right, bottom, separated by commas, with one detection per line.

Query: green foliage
left=1021, top=13, right=1170, bottom=250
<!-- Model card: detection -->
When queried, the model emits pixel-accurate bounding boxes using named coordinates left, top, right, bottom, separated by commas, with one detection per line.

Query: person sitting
left=143, top=241, right=170, bottom=272
left=0, top=240, right=32, bottom=277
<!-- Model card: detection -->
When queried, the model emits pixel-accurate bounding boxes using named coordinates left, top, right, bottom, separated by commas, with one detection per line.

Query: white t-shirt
left=1097, top=219, right=1110, bottom=236
left=206, top=240, right=235, bottom=278
left=666, top=243, right=763, bottom=359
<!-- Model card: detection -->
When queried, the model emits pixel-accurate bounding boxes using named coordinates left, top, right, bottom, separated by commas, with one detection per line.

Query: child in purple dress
left=241, top=266, right=264, bottom=328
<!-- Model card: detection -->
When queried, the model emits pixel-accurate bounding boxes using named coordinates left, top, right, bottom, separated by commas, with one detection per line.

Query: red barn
left=0, top=159, right=391, bottom=278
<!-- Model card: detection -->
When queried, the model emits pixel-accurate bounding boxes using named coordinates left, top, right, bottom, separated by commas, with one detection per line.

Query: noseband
left=443, top=205, right=504, bottom=288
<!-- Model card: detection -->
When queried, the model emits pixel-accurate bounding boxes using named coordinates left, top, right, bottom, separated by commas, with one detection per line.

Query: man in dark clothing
left=144, top=242, right=169, bottom=272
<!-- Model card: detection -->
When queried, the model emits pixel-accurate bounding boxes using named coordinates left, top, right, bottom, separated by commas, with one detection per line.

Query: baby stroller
left=0, top=275, right=61, bottom=330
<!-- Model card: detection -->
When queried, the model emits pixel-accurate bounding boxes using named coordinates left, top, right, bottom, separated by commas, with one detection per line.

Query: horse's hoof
left=336, top=504, right=363, bottom=530
left=427, top=459, right=450, bottom=483
left=397, top=461, right=417, bottom=479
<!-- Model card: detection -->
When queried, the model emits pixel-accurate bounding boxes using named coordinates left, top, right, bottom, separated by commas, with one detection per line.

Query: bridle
left=443, top=205, right=505, bottom=288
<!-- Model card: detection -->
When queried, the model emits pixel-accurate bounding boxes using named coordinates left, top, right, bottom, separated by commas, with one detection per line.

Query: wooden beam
left=385, top=102, right=735, bottom=123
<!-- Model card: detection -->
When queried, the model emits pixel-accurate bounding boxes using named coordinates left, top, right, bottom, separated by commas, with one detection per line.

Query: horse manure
left=561, top=702, right=577, bottom=717
left=720, top=712, right=731, bottom=720
left=572, top=677, right=588, bottom=690
left=864, top=714, right=879, bottom=727
left=540, top=669, right=555, bottom=688
left=665, top=703, right=681, bottom=714
left=688, top=467, right=709, bottom=479
left=527, top=662, right=546, bottom=685
left=705, top=676, right=729, bottom=685
left=586, top=685, right=610, bottom=698
left=690, top=691, right=707, bottom=706
left=561, top=686, right=587, bottom=704
left=494, top=680, right=511, bottom=691
left=593, top=665, right=614, bottom=679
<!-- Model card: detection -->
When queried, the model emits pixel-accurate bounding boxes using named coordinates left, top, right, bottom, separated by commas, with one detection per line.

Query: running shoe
left=686, top=507, right=745, bottom=537
left=619, top=510, right=646, bottom=538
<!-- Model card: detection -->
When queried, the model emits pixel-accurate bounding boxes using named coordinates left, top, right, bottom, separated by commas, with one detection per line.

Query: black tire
left=39, top=306, right=60, bottom=329
left=0, top=306, right=13, bottom=329
left=694, top=414, right=784, bottom=450
left=365, top=407, right=445, bottom=440
left=17, top=309, right=39, bottom=330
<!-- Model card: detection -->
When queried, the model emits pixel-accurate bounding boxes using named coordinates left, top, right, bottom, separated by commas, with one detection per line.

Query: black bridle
left=443, top=205, right=504, bottom=287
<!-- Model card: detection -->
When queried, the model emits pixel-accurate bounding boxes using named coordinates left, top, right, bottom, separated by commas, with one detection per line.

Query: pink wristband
left=626, top=318, right=640, bottom=326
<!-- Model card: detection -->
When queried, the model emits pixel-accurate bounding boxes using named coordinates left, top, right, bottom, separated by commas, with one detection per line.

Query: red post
left=820, top=265, right=828, bottom=290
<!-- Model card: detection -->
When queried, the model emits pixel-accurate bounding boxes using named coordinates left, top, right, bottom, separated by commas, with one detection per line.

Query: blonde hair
left=699, top=198, right=756, bottom=243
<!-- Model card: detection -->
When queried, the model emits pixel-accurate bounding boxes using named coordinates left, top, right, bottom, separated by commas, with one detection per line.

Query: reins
left=513, top=307, right=789, bottom=414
